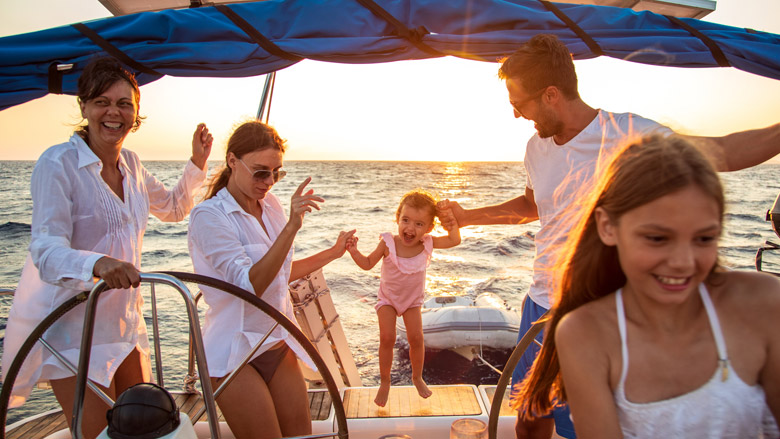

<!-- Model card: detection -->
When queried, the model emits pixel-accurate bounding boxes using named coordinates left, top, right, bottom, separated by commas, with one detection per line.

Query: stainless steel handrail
left=37, top=338, right=114, bottom=407
left=71, top=273, right=221, bottom=439
left=150, top=282, right=165, bottom=387
left=487, top=314, right=548, bottom=439
left=184, top=290, right=203, bottom=394
left=756, top=240, right=780, bottom=276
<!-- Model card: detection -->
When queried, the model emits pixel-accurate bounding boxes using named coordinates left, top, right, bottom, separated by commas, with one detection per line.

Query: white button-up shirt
left=1, top=133, right=206, bottom=408
left=187, top=188, right=314, bottom=378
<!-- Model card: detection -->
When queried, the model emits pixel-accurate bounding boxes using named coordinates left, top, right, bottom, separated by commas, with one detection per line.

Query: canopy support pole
left=257, top=72, right=276, bottom=122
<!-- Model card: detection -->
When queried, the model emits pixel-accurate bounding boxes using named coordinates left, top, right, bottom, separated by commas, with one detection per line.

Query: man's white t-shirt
left=524, top=110, right=672, bottom=308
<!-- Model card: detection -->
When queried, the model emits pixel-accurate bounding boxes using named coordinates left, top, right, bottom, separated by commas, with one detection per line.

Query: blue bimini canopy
left=1, top=0, right=779, bottom=111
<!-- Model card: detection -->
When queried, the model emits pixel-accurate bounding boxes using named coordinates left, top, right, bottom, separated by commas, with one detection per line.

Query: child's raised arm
left=432, top=206, right=461, bottom=249
left=346, top=235, right=387, bottom=270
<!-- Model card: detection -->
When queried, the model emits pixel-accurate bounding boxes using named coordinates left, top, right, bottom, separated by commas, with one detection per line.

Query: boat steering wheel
left=0, top=272, right=349, bottom=439
left=487, top=312, right=548, bottom=439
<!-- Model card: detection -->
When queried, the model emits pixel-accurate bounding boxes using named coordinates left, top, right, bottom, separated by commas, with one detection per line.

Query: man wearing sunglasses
left=438, top=33, right=780, bottom=439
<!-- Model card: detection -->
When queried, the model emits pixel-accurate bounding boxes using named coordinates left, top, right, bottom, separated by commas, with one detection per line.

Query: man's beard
left=536, top=119, right=563, bottom=139
left=534, top=106, right=563, bottom=139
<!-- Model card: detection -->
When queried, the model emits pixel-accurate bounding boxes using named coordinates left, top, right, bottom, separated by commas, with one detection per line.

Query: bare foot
left=413, top=377, right=432, bottom=399
left=375, top=382, right=391, bottom=407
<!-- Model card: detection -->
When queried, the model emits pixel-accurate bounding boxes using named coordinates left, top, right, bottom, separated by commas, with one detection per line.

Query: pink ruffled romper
left=375, top=232, right=433, bottom=316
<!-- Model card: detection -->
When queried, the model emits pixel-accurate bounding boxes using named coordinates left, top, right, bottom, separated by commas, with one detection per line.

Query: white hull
left=398, top=293, right=521, bottom=351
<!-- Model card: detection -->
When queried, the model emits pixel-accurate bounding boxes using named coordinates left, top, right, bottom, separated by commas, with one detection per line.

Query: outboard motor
left=767, top=190, right=780, bottom=239
left=97, top=383, right=197, bottom=439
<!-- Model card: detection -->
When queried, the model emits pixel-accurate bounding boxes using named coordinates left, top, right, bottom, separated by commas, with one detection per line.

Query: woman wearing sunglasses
left=187, top=121, right=354, bottom=439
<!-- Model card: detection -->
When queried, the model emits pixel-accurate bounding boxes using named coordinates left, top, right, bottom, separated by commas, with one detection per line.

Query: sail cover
left=1, top=0, right=779, bottom=111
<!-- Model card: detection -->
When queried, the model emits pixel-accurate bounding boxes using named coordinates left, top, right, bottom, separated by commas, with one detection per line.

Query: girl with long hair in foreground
left=514, top=135, right=779, bottom=438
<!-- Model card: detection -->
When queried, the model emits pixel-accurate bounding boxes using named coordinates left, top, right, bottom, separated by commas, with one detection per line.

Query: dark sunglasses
left=509, top=87, right=547, bottom=115
left=238, top=158, right=287, bottom=183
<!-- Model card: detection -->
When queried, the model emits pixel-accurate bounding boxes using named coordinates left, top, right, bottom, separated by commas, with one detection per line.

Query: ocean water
left=1, top=159, right=780, bottom=424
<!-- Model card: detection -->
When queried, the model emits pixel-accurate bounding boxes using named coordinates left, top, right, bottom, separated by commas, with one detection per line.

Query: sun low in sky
left=0, top=0, right=779, bottom=162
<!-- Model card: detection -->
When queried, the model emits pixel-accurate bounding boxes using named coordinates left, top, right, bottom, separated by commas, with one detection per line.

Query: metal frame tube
left=150, top=282, right=165, bottom=387
left=37, top=338, right=114, bottom=408
left=256, top=72, right=276, bottom=121
left=185, top=291, right=203, bottom=393
left=191, top=322, right=279, bottom=422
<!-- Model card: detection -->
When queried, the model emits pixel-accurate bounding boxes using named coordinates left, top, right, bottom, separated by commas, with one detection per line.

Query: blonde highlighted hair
left=396, top=189, right=439, bottom=225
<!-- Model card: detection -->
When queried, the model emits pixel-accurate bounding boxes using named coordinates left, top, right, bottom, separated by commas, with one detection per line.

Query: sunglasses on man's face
left=509, top=87, right=547, bottom=116
left=238, top=158, right=287, bottom=183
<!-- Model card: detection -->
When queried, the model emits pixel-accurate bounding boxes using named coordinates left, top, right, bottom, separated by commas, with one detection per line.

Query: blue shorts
left=511, top=295, right=576, bottom=439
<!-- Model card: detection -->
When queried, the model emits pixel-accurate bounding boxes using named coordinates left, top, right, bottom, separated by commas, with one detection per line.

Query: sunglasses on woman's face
left=238, top=158, right=287, bottom=183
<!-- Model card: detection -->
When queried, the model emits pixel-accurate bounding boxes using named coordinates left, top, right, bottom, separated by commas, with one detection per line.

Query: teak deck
left=343, top=385, right=481, bottom=418
left=6, top=390, right=333, bottom=439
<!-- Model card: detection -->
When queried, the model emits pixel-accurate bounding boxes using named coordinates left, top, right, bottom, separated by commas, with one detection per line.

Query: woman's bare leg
left=112, top=348, right=151, bottom=396
left=51, top=376, right=113, bottom=439
left=50, top=348, right=149, bottom=439
left=375, top=305, right=398, bottom=407
left=402, top=307, right=431, bottom=399
left=268, top=347, right=311, bottom=436
left=212, top=367, right=283, bottom=439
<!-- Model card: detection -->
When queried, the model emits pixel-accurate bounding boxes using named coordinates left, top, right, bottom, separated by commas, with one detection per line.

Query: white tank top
left=614, top=284, right=767, bottom=438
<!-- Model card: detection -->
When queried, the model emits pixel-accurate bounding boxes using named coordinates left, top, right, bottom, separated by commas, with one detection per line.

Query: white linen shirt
left=187, top=188, right=314, bottom=378
left=524, top=110, right=672, bottom=308
left=1, top=133, right=206, bottom=408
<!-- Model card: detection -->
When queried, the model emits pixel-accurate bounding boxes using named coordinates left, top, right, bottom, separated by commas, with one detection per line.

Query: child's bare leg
left=375, top=305, right=398, bottom=407
left=402, top=306, right=431, bottom=399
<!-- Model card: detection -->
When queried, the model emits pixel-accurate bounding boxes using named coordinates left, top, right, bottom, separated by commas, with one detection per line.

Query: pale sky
left=0, top=0, right=779, bottom=162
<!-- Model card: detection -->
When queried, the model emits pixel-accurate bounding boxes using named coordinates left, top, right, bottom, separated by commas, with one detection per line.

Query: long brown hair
left=205, top=121, right=287, bottom=199
left=514, top=135, right=725, bottom=417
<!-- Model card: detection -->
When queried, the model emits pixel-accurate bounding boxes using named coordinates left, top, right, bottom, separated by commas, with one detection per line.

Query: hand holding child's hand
left=436, top=201, right=459, bottom=231
left=333, top=229, right=356, bottom=258
left=345, top=235, right=359, bottom=253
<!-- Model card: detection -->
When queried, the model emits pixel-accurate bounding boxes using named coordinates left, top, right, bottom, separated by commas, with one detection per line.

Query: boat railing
left=487, top=312, right=548, bottom=439
left=755, top=240, right=780, bottom=276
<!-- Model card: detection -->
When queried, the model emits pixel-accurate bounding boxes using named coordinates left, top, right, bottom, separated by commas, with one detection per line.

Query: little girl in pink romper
left=346, top=189, right=460, bottom=407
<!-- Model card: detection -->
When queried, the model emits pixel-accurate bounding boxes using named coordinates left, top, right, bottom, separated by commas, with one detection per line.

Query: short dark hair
left=498, top=34, right=579, bottom=99
left=77, top=57, right=143, bottom=132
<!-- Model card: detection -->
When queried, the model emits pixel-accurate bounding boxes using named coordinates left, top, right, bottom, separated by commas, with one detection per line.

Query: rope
left=292, top=287, right=331, bottom=310
left=310, top=314, right=342, bottom=343
left=474, top=351, right=503, bottom=375
left=182, top=373, right=200, bottom=395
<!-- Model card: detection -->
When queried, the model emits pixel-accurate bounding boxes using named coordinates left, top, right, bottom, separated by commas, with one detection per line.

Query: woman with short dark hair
left=1, top=56, right=212, bottom=439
